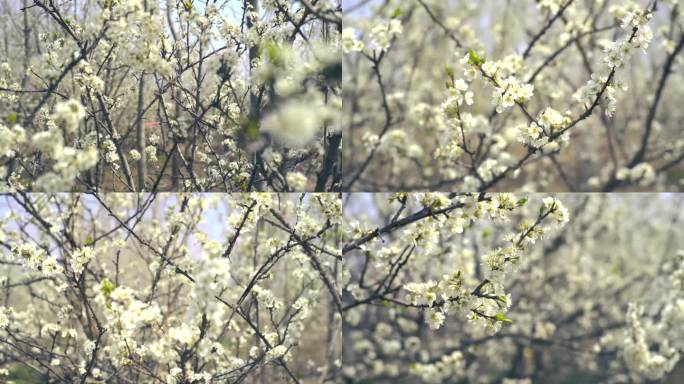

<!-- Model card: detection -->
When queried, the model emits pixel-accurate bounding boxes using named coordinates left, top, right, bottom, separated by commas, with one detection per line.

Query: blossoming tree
left=0, top=192, right=342, bottom=382
left=343, top=0, right=684, bottom=192
left=341, top=193, right=684, bottom=383
left=0, top=0, right=342, bottom=192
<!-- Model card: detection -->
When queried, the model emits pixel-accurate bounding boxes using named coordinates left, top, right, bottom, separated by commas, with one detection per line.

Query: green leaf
left=610, top=264, right=621, bottom=275
left=444, top=64, right=454, bottom=79
left=265, top=42, right=283, bottom=65
left=517, top=197, right=528, bottom=207
left=495, top=313, right=513, bottom=324
left=391, top=7, right=402, bottom=19
left=468, top=49, right=483, bottom=66
left=242, top=118, right=260, bottom=141
left=6, top=113, right=17, bottom=124
left=183, top=0, right=193, bottom=11
left=482, top=228, right=491, bottom=238
left=100, top=278, right=115, bottom=298
left=84, top=235, right=94, bottom=246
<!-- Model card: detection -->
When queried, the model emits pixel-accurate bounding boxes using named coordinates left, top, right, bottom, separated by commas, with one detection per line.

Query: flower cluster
left=614, top=250, right=684, bottom=380
left=384, top=195, right=570, bottom=333
left=461, top=52, right=534, bottom=113
left=442, top=78, right=474, bottom=116
left=52, top=99, right=87, bottom=133
left=261, top=98, right=326, bottom=148
left=0, top=306, right=9, bottom=329
left=574, top=5, right=653, bottom=116
left=12, top=243, right=63, bottom=276
left=368, top=19, right=403, bottom=51
left=342, top=14, right=402, bottom=55
left=0, top=124, right=26, bottom=158
left=69, top=246, right=95, bottom=275
left=342, top=28, right=365, bottom=53
left=410, top=351, right=465, bottom=383
left=517, top=108, right=572, bottom=151
left=615, top=163, right=656, bottom=187
left=621, top=304, right=679, bottom=380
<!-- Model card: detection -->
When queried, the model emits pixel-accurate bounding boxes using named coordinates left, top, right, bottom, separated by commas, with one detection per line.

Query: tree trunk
left=136, top=0, right=149, bottom=191
left=136, top=76, right=147, bottom=191
left=248, top=0, right=260, bottom=120
left=22, top=0, right=30, bottom=86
